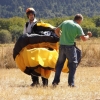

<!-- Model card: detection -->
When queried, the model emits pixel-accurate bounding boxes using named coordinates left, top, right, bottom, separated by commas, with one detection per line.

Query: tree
left=1, top=0, right=100, bottom=18
left=9, top=25, right=23, bottom=42
left=94, top=17, right=100, bottom=27
left=0, top=30, right=12, bottom=43
left=0, top=18, right=11, bottom=30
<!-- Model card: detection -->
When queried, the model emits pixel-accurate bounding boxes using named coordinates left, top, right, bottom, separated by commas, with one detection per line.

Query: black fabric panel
left=13, top=33, right=59, bottom=60
left=24, top=65, right=54, bottom=76
left=13, top=34, right=29, bottom=60
left=31, top=65, right=54, bottom=70
left=24, top=67, right=41, bottom=76
left=32, top=24, right=54, bottom=33
left=28, top=34, right=59, bottom=44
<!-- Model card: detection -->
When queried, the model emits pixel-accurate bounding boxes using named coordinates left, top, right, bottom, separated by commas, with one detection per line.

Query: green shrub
left=0, top=30, right=12, bottom=43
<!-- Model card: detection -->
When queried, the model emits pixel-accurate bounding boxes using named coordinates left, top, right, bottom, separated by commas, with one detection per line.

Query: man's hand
left=87, top=31, right=92, bottom=37
left=80, top=31, right=92, bottom=41
left=54, top=27, right=61, bottom=37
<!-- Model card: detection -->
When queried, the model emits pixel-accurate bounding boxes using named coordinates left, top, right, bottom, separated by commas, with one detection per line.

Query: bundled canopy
left=13, top=22, right=69, bottom=79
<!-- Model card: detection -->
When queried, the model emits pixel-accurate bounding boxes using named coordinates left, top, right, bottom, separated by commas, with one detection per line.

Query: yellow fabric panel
left=37, top=22, right=55, bottom=29
left=26, top=48, right=57, bottom=67
left=15, top=47, right=69, bottom=78
left=15, top=52, right=26, bottom=72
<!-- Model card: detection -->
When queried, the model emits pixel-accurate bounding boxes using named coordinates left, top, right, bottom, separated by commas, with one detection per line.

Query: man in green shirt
left=52, top=14, right=92, bottom=87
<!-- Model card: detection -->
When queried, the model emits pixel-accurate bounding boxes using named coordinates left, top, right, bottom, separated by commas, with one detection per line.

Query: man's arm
left=80, top=32, right=92, bottom=41
left=54, top=27, right=61, bottom=37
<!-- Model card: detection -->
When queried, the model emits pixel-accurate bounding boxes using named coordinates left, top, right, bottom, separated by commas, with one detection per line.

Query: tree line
left=0, top=16, right=100, bottom=43
left=1, top=0, right=100, bottom=18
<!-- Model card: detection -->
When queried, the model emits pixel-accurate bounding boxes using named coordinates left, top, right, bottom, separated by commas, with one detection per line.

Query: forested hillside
left=0, top=0, right=100, bottom=18
left=0, top=0, right=100, bottom=43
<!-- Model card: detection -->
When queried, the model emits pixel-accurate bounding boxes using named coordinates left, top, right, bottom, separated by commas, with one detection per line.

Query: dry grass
left=0, top=38, right=100, bottom=68
left=77, top=38, right=100, bottom=67
left=0, top=38, right=100, bottom=100
left=0, top=44, right=16, bottom=68
left=0, top=67, right=100, bottom=100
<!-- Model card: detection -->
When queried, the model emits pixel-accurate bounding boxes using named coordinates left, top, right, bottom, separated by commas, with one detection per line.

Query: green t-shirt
left=58, top=20, right=84, bottom=45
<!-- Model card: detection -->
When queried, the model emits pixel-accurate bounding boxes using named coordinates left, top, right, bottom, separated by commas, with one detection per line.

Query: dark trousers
left=52, top=45, right=78, bottom=85
left=31, top=75, right=48, bottom=85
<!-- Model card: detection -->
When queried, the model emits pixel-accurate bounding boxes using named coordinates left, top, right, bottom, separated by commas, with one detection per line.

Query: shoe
left=43, top=81, right=48, bottom=87
left=42, top=77, right=48, bottom=87
left=30, top=82, right=40, bottom=87
left=43, top=84, right=48, bottom=87
left=52, top=83, right=58, bottom=88
left=68, top=84, right=76, bottom=87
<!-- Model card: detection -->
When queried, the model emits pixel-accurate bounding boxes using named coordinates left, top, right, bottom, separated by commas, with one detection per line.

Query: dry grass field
left=0, top=38, right=100, bottom=100
left=0, top=67, right=100, bottom=100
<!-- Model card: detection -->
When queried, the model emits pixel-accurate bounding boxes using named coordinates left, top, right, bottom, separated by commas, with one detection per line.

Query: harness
left=25, top=21, right=37, bottom=34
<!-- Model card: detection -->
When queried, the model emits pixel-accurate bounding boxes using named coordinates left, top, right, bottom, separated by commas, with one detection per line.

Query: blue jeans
left=52, top=45, right=78, bottom=85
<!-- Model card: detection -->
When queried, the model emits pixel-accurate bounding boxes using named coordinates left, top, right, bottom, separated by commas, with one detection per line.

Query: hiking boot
left=68, top=84, right=76, bottom=87
left=52, top=83, right=58, bottom=88
left=30, top=82, right=40, bottom=87
left=42, top=77, right=48, bottom=87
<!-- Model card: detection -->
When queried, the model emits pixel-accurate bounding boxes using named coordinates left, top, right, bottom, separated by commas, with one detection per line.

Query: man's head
left=26, top=8, right=36, bottom=21
left=74, top=14, right=83, bottom=25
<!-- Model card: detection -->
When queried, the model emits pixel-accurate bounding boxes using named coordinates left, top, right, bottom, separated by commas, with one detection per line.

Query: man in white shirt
left=23, top=7, right=48, bottom=87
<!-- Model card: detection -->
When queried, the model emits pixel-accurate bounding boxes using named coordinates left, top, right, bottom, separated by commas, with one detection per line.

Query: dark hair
left=74, top=14, right=83, bottom=21
left=27, top=11, right=35, bottom=16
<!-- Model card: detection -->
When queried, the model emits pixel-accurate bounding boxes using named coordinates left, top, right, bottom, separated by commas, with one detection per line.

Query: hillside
left=0, top=0, right=100, bottom=18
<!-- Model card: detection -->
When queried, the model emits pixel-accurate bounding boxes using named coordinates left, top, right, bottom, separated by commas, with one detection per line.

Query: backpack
left=26, top=22, right=29, bottom=28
